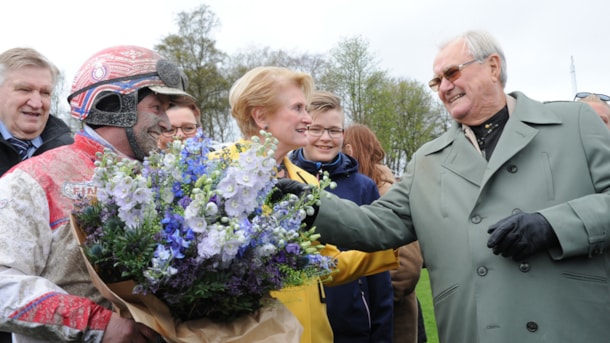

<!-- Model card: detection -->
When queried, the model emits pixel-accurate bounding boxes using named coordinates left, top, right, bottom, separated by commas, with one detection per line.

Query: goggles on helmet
left=68, top=45, right=194, bottom=125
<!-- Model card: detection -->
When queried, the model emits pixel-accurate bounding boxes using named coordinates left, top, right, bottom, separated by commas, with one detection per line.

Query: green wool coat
left=313, top=91, right=610, bottom=343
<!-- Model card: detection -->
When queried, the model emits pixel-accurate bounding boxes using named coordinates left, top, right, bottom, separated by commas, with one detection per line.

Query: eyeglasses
left=574, top=92, right=610, bottom=102
left=161, top=124, right=199, bottom=137
left=428, top=59, right=479, bottom=91
left=307, top=126, right=344, bottom=138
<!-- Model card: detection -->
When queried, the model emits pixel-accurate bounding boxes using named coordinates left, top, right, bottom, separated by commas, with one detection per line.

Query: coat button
left=519, top=262, right=530, bottom=272
left=477, top=266, right=488, bottom=276
left=471, top=215, right=482, bottom=224
left=507, top=164, right=518, bottom=173
left=526, top=321, right=538, bottom=332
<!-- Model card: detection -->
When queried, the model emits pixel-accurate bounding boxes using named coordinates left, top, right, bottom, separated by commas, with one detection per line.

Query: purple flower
left=76, top=131, right=335, bottom=322
left=286, top=243, right=300, bottom=255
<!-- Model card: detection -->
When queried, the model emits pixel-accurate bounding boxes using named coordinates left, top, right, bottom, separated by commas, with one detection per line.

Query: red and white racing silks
left=0, top=133, right=113, bottom=342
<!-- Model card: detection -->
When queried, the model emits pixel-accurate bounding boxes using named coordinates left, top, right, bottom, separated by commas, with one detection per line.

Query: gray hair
left=0, top=47, right=60, bottom=87
left=579, top=94, right=610, bottom=111
left=441, top=30, right=508, bottom=86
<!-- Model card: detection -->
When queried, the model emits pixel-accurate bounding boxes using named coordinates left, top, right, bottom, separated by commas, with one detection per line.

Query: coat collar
left=215, top=140, right=319, bottom=185
left=283, top=155, right=319, bottom=185
left=419, top=91, right=563, bottom=188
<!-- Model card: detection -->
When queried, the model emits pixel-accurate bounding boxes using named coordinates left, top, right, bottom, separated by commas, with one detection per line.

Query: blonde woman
left=227, top=66, right=398, bottom=343
left=158, top=102, right=201, bottom=150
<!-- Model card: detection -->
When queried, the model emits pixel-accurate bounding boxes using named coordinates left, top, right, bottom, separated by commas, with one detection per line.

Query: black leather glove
left=271, top=178, right=311, bottom=203
left=487, top=212, right=559, bottom=261
left=273, top=178, right=318, bottom=229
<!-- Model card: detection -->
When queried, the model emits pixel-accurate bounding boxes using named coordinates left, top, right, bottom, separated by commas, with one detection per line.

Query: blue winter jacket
left=290, top=149, right=394, bottom=343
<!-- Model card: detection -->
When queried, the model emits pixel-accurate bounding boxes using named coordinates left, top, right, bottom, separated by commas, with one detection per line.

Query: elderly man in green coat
left=279, top=30, right=610, bottom=343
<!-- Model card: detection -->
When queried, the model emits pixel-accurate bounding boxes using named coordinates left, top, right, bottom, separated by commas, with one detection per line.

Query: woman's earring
left=263, top=125, right=269, bottom=130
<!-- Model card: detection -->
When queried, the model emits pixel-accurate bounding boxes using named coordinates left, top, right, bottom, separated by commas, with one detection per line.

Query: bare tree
left=227, top=46, right=328, bottom=84
left=318, top=36, right=384, bottom=124
left=51, top=71, right=80, bottom=133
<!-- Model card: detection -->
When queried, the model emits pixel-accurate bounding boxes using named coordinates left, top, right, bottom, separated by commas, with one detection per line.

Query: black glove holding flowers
left=273, top=178, right=319, bottom=230
left=487, top=212, right=559, bottom=261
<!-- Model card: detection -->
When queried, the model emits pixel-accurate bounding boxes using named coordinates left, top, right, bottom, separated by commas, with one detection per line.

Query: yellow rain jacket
left=216, top=142, right=398, bottom=343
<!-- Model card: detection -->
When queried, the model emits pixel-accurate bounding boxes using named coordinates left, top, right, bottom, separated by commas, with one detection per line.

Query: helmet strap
left=125, top=126, right=146, bottom=161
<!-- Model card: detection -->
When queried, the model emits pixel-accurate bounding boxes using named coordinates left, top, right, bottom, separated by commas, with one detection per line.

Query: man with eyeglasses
left=0, top=45, right=195, bottom=342
left=574, top=92, right=610, bottom=129
left=278, top=30, right=610, bottom=342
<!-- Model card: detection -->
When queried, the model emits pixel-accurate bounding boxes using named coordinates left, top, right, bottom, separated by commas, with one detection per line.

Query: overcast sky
left=3, top=0, right=609, bottom=107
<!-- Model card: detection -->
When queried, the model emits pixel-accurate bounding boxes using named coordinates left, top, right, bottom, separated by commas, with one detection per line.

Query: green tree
left=383, top=78, right=445, bottom=173
left=319, top=36, right=445, bottom=174
left=359, top=75, right=398, bottom=161
left=155, top=4, right=234, bottom=142
left=153, top=6, right=450, bottom=153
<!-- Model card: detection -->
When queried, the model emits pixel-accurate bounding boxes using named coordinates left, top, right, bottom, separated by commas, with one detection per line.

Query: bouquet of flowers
left=71, top=131, right=336, bottom=341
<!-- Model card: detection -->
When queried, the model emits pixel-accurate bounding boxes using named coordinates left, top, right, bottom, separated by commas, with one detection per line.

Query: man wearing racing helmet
left=0, top=45, right=194, bottom=342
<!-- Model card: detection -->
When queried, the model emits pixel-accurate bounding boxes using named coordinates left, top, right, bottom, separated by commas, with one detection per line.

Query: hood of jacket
left=289, top=148, right=360, bottom=179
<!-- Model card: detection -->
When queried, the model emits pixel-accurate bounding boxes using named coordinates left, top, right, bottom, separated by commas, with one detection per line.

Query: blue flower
left=76, top=132, right=336, bottom=322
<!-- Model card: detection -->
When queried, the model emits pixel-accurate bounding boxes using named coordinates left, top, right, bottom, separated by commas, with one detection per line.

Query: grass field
left=415, top=268, right=439, bottom=343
